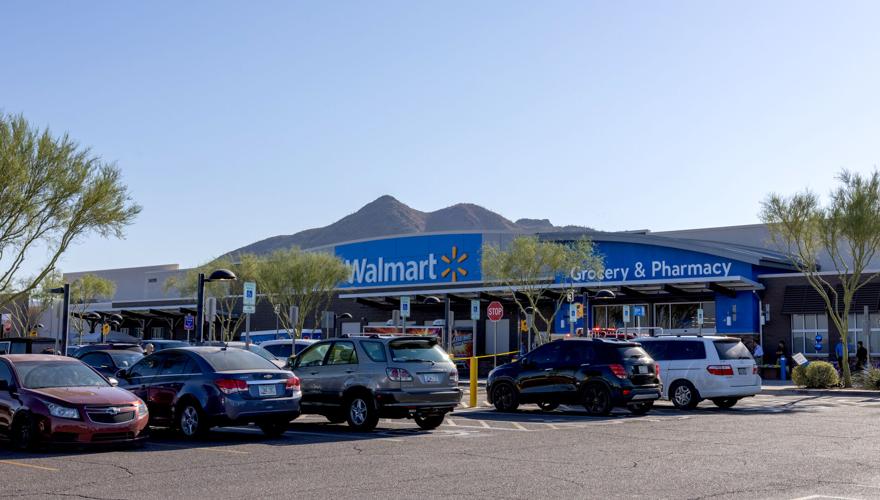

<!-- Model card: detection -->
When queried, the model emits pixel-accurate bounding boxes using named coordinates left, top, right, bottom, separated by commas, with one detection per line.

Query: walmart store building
left=58, top=224, right=880, bottom=362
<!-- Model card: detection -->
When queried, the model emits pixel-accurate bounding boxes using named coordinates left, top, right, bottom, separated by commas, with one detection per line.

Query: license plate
left=738, top=367, right=747, bottom=375
left=258, top=384, right=277, bottom=396
left=422, top=373, right=442, bottom=384
left=634, top=365, right=646, bottom=374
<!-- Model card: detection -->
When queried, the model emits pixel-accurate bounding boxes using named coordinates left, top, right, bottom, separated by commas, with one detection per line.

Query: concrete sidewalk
left=761, top=379, right=880, bottom=398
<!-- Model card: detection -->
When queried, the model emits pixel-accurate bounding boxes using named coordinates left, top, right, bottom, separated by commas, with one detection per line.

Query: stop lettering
left=487, top=301, right=504, bottom=321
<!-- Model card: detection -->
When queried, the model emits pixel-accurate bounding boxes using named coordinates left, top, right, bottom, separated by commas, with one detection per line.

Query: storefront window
left=653, top=302, right=715, bottom=333
left=791, top=313, right=829, bottom=356
left=847, top=312, right=880, bottom=356
left=592, top=304, right=648, bottom=331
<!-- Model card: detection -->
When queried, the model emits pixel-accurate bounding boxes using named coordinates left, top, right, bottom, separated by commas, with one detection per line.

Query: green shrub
left=857, top=368, right=880, bottom=390
left=791, top=361, right=839, bottom=388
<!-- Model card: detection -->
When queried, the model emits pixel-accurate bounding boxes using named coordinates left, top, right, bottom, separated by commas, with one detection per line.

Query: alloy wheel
left=350, top=398, right=367, bottom=426
left=181, top=406, right=199, bottom=436
left=673, top=385, right=692, bottom=407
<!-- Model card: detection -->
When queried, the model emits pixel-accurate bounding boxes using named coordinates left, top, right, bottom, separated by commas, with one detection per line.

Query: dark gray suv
left=292, top=336, right=462, bottom=431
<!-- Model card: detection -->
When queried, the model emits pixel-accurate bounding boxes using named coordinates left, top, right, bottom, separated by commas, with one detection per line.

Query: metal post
left=444, top=296, right=451, bottom=351
left=60, top=284, right=70, bottom=357
left=493, top=320, right=498, bottom=369
left=469, top=357, right=478, bottom=407
left=195, top=273, right=206, bottom=343
left=448, top=311, right=455, bottom=353
left=245, top=313, right=251, bottom=347
left=864, top=305, right=870, bottom=367
left=274, top=305, right=280, bottom=340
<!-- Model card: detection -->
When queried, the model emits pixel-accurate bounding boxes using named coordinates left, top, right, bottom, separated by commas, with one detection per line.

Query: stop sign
left=487, top=301, right=504, bottom=321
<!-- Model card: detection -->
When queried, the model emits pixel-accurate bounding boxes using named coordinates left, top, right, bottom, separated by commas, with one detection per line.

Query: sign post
left=400, top=296, right=410, bottom=336
left=568, top=303, right=577, bottom=338
left=243, top=281, right=257, bottom=346
left=470, top=300, right=480, bottom=360
left=633, top=305, right=645, bottom=336
left=697, top=308, right=704, bottom=335
left=183, top=314, right=194, bottom=343
left=488, top=301, right=503, bottom=368
left=622, top=305, right=631, bottom=334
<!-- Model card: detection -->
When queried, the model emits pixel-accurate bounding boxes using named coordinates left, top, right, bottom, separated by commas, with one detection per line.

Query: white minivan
left=637, top=335, right=761, bottom=409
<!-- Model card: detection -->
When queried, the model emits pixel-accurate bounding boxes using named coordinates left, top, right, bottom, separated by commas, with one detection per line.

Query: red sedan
left=0, top=355, right=149, bottom=449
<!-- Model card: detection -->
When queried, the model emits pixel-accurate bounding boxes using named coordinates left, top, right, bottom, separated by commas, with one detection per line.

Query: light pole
left=584, top=289, right=616, bottom=338
left=335, top=313, right=353, bottom=338
left=49, top=284, right=70, bottom=356
left=195, top=269, right=237, bottom=343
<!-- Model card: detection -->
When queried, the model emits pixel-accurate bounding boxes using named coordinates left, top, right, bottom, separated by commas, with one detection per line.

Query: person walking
left=835, top=340, right=845, bottom=370
left=753, top=343, right=764, bottom=365
left=856, top=341, right=868, bottom=371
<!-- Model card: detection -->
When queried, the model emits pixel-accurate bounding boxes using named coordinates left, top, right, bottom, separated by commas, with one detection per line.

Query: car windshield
left=714, top=340, right=753, bottom=360
left=246, top=344, right=278, bottom=361
left=16, top=361, right=109, bottom=389
left=389, top=339, right=449, bottom=363
left=203, top=349, right=279, bottom=371
left=108, top=351, right=144, bottom=368
left=616, top=346, right=650, bottom=360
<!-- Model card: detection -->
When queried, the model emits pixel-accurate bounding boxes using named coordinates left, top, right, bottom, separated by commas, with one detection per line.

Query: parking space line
left=445, top=418, right=458, bottom=426
left=511, top=422, right=527, bottom=431
left=284, top=430, right=403, bottom=442
left=478, top=420, right=490, bottom=428
left=148, top=442, right=250, bottom=454
left=0, top=460, right=59, bottom=472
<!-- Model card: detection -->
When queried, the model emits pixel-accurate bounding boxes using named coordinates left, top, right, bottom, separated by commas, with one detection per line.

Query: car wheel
left=177, top=402, right=208, bottom=439
left=537, top=401, right=559, bottom=412
left=10, top=413, right=34, bottom=451
left=627, top=401, right=654, bottom=415
left=491, top=383, right=519, bottom=412
left=326, top=414, right=347, bottom=424
left=583, top=384, right=612, bottom=416
left=346, top=395, right=379, bottom=432
left=670, top=381, right=699, bottom=410
left=259, top=420, right=289, bottom=437
left=711, top=398, right=739, bottom=409
left=414, top=414, right=445, bottom=430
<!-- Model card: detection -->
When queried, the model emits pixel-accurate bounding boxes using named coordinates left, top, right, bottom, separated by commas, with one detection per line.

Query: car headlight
left=137, top=401, right=148, bottom=417
left=45, top=401, right=80, bottom=420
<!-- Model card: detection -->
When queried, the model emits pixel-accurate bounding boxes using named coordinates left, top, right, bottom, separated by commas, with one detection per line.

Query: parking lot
left=1, top=392, right=879, bottom=500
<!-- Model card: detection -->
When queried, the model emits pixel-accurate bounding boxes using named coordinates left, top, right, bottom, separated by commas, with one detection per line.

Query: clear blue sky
left=3, top=1, right=880, bottom=276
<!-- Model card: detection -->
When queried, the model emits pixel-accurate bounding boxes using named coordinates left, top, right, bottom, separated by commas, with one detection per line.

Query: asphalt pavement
left=1, top=392, right=879, bottom=500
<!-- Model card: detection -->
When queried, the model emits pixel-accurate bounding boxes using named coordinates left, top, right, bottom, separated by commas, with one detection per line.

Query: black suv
left=487, top=338, right=661, bottom=415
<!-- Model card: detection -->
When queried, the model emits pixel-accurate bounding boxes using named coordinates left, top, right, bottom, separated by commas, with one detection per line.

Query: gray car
left=292, top=335, right=462, bottom=431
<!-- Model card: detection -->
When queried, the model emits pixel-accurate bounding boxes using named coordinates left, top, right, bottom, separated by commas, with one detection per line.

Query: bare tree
left=761, top=169, right=880, bottom=387
left=69, top=274, right=116, bottom=343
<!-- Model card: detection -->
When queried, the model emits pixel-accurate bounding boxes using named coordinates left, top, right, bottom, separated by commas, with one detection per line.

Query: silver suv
left=291, top=335, right=462, bottom=431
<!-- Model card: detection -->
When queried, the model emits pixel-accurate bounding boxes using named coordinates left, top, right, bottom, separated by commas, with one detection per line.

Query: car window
left=529, top=342, right=565, bottom=367
left=297, top=343, right=330, bottom=368
left=108, top=351, right=143, bottom=368
left=294, top=342, right=312, bottom=355
left=202, top=349, right=279, bottom=371
left=389, top=339, right=449, bottom=363
left=615, top=346, right=651, bottom=361
left=246, top=344, right=279, bottom=361
left=264, top=344, right=293, bottom=358
left=81, top=352, right=112, bottom=369
left=361, top=341, right=387, bottom=362
left=639, top=341, right=667, bottom=360
left=714, top=340, right=753, bottom=360
left=10, top=343, right=26, bottom=354
left=159, top=353, right=192, bottom=376
left=561, top=342, right=593, bottom=365
left=326, top=342, right=358, bottom=365
left=16, top=361, right=109, bottom=389
left=670, top=341, right=706, bottom=360
left=0, top=361, right=14, bottom=387
left=0, top=342, right=10, bottom=355
left=129, top=355, right=163, bottom=378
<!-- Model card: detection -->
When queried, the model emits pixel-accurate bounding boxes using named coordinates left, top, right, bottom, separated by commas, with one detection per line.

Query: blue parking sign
left=633, top=305, right=646, bottom=317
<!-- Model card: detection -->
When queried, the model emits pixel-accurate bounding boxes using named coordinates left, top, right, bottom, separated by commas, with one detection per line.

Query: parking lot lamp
left=49, top=284, right=70, bottom=356
left=196, top=269, right=237, bottom=343
left=335, top=313, right=353, bottom=338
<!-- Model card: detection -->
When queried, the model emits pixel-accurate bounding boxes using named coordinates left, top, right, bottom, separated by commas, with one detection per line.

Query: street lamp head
left=207, top=269, right=237, bottom=281
left=36, top=323, right=44, bottom=329
left=422, top=296, right=442, bottom=304
left=336, top=312, right=353, bottom=320
left=593, top=289, right=616, bottom=300
left=50, top=286, right=65, bottom=294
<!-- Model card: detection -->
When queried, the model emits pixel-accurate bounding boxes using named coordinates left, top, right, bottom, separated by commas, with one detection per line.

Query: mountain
left=227, top=195, right=590, bottom=256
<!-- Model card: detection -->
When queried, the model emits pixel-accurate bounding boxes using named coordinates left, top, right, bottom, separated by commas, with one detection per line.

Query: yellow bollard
left=469, top=357, right=478, bottom=407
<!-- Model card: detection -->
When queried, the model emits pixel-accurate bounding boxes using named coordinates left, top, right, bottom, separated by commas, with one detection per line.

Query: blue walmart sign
left=335, top=233, right=482, bottom=288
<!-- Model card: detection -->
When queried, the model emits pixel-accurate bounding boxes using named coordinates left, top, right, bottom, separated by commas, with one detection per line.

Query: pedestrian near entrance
left=856, top=341, right=868, bottom=371
left=754, top=343, right=764, bottom=365
left=776, top=341, right=790, bottom=377
left=835, top=340, right=845, bottom=370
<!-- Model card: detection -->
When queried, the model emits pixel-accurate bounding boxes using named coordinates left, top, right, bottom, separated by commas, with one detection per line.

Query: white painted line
left=511, top=422, right=528, bottom=431
left=445, top=418, right=457, bottom=426
left=284, top=430, right=403, bottom=442
left=478, top=420, right=490, bottom=428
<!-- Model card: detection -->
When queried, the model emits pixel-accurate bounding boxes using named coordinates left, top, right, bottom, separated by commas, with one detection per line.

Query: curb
left=761, top=386, right=880, bottom=398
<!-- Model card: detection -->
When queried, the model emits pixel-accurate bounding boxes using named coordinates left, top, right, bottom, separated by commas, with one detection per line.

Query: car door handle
left=310, top=371, right=318, bottom=375
left=345, top=370, right=355, bottom=374
left=543, top=368, right=553, bottom=371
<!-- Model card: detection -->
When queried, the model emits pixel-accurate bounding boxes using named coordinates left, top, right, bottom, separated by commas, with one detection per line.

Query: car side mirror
left=107, top=377, right=119, bottom=387
left=115, top=369, right=127, bottom=380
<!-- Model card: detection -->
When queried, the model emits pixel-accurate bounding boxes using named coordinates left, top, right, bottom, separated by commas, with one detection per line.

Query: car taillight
left=386, top=367, right=413, bottom=382
left=655, top=364, right=661, bottom=383
left=216, top=379, right=248, bottom=394
left=449, top=370, right=459, bottom=383
left=286, top=376, right=301, bottom=390
left=707, top=365, right=734, bottom=376
left=753, top=365, right=758, bottom=375
left=609, top=364, right=627, bottom=379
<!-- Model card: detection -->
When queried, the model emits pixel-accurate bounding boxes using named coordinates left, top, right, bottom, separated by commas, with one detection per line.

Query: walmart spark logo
left=440, top=246, right=469, bottom=282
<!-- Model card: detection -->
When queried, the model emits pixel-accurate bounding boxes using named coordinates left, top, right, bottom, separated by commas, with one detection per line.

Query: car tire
left=583, top=384, right=612, bottom=416
left=414, top=414, right=445, bottom=430
left=537, top=401, right=559, bottom=412
left=346, top=394, right=379, bottom=432
left=670, top=381, right=700, bottom=410
left=326, top=414, right=347, bottom=424
left=491, top=382, right=519, bottom=412
left=259, top=420, right=289, bottom=437
left=10, top=413, right=35, bottom=451
left=627, top=401, right=654, bottom=415
left=711, top=398, right=739, bottom=409
left=177, top=401, right=208, bottom=439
